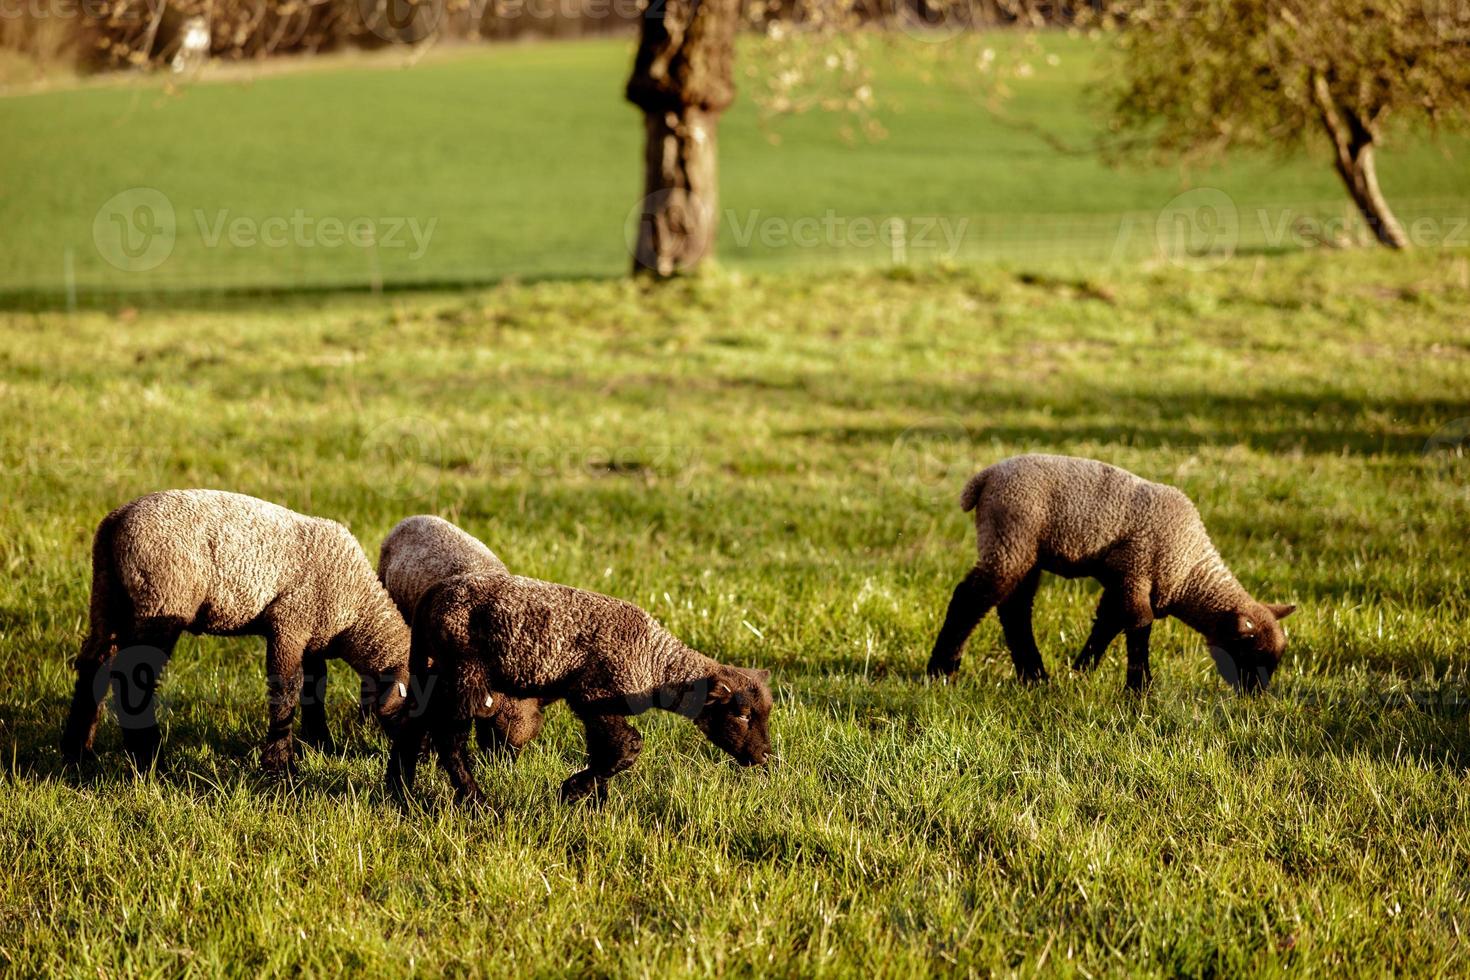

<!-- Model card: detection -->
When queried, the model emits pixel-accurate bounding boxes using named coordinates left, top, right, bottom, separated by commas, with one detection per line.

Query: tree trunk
left=1311, top=73, right=1409, bottom=249
left=631, top=107, right=721, bottom=277
left=625, top=0, right=739, bottom=277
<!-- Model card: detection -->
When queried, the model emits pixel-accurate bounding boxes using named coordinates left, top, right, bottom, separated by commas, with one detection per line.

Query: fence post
left=887, top=217, right=907, bottom=266
left=64, top=247, right=77, bottom=314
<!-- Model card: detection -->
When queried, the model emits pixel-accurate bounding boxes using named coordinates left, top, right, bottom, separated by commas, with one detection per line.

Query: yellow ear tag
left=483, top=694, right=494, bottom=709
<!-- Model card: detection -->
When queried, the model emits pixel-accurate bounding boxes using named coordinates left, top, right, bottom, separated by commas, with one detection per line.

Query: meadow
left=1, top=33, right=1468, bottom=299
left=4, top=23, right=1470, bottom=977
left=2, top=247, right=1469, bottom=973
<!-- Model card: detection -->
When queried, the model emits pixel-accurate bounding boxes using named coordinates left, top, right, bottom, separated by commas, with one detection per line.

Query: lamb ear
left=704, top=679, right=733, bottom=706
left=752, top=668, right=772, bottom=683
left=1267, top=603, right=1297, bottom=620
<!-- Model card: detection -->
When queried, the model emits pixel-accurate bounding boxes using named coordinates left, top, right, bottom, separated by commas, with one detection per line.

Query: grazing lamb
left=389, top=572, right=773, bottom=807
left=927, top=454, right=1296, bottom=692
left=60, top=490, right=411, bottom=771
left=378, top=515, right=510, bottom=620
left=372, top=515, right=546, bottom=756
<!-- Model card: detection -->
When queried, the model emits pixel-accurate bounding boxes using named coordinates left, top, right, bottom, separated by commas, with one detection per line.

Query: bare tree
left=1100, top=0, right=1470, bottom=249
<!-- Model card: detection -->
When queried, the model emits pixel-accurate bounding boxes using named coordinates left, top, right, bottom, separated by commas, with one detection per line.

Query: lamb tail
left=82, top=511, right=126, bottom=661
left=958, top=469, right=990, bottom=513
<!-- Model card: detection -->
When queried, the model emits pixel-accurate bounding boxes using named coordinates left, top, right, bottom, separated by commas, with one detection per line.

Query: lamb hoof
left=259, top=743, right=298, bottom=776
left=122, top=729, right=162, bottom=774
left=59, top=742, right=97, bottom=767
left=386, top=773, right=417, bottom=809
left=559, top=773, right=608, bottom=806
left=925, top=659, right=959, bottom=682
left=456, top=788, right=489, bottom=811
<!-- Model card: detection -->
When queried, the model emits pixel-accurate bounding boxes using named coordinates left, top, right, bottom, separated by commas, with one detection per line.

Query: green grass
left=2, top=249, right=1469, bottom=973
left=1, top=33, right=1466, bottom=298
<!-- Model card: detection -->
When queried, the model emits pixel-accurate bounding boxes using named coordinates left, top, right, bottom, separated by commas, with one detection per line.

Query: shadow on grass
left=793, top=666, right=1470, bottom=770
left=811, top=386, right=1464, bottom=457
left=0, top=269, right=619, bottom=314
left=0, top=686, right=397, bottom=799
left=7, top=663, right=1470, bottom=802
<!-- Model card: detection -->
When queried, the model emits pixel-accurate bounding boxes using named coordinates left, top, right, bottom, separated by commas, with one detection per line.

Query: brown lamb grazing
left=389, top=572, right=773, bottom=807
left=373, top=514, right=547, bottom=756
left=928, top=454, right=1296, bottom=692
left=60, top=490, right=411, bottom=771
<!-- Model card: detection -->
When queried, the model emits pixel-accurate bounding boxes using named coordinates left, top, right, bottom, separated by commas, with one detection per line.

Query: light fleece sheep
left=60, top=490, right=411, bottom=771
left=928, top=454, right=1296, bottom=692
left=389, top=572, right=773, bottom=807
left=374, top=515, right=546, bottom=756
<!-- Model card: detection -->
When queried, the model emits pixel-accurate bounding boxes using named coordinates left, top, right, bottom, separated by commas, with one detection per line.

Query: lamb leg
left=261, top=632, right=307, bottom=773
left=386, top=690, right=432, bottom=802
left=114, top=621, right=180, bottom=773
left=299, top=652, right=335, bottom=754
left=1125, top=625, right=1153, bottom=692
left=1073, top=591, right=1125, bottom=673
left=996, top=569, right=1048, bottom=683
left=561, top=713, right=643, bottom=805
left=433, top=717, right=485, bottom=807
left=927, top=567, right=998, bottom=679
left=60, top=625, right=117, bottom=764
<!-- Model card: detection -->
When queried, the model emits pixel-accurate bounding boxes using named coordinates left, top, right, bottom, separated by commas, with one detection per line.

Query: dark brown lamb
left=928, top=454, right=1296, bottom=692
left=60, top=489, right=411, bottom=771
left=389, top=572, right=773, bottom=807
left=375, top=514, right=546, bottom=756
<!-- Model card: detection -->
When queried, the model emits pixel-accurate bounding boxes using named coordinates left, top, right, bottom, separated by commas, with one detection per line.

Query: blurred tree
left=1100, top=0, right=1470, bottom=248
left=624, top=0, right=1060, bottom=275
left=625, top=0, right=739, bottom=277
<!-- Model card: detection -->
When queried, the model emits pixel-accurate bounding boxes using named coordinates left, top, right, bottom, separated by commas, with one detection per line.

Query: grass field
left=2, top=33, right=1468, bottom=298
left=1, top=248, right=1469, bottom=973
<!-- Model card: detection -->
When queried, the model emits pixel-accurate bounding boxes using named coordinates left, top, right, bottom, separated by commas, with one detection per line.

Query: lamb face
left=693, top=666, right=774, bottom=766
left=1206, top=603, right=1296, bottom=692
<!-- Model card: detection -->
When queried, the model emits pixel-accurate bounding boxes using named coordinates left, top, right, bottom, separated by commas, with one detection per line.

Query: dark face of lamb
left=1209, top=603, right=1296, bottom=693
left=695, top=667, right=774, bottom=767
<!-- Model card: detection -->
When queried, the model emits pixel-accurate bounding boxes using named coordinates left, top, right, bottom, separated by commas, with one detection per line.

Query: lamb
left=378, top=515, right=510, bottom=620
left=927, top=454, right=1296, bottom=692
left=59, top=490, right=411, bottom=771
left=373, top=515, right=546, bottom=756
left=388, top=572, right=773, bottom=807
